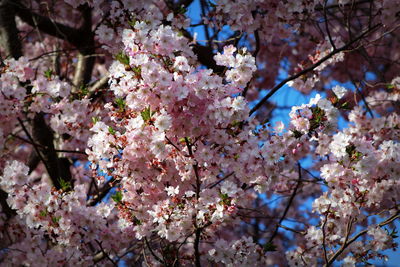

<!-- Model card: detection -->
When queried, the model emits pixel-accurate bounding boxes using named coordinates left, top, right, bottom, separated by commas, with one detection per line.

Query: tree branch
left=268, top=163, right=302, bottom=244
left=321, top=206, right=331, bottom=266
left=250, top=23, right=382, bottom=116
left=144, top=237, right=165, bottom=265
left=325, top=213, right=399, bottom=266
left=0, top=0, right=22, bottom=59
left=87, top=177, right=120, bottom=206
left=72, top=4, right=95, bottom=88
left=0, top=0, right=22, bottom=219
left=194, top=227, right=202, bottom=267
left=13, top=0, right=81, bottom=46
left=18, top=116, right=67, bottom=189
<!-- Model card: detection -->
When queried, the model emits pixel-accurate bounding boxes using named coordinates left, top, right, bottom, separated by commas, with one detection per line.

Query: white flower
left=231, top=96, right=247, bottom=111
left=224, top=45, right=237, bottom=55
left=309, top=94, right=322, bottom=106
left=0, top=160, right=29, bottom=191
left=317, top=98, right=334, bottom=111
left=343, top=256, right=356, bottom=267
left=166, top=12, right=174, bottom=21
left=166, top=185, right=179, bottom=196
left=150, top=132, right=168, bottom=160
left=96, top=25, right=114, bottom=42
left=127, top=116, right=144, bottom=130
left=221, top=181, right=239, bottom=197
left=185, top=191, right=196, bottom=198
left=332, top=85, right=347, bottom=99
left=96, top=202, right=113, bottom=217
left=292, top=117, right=310, bottom=133
left=329, top=132, right=351, bottom=158
left=173, top=56, right=191, bottom=72
left=154, top=112, right=172, bottom=131
left=274, top=121, right=285, bottom=133
left=368, top=225, right=391, bottom=250
left=305, top=226, right=323, bottom=245
left=211, top=204, right=225, bottom=222
left=165, top=227, right=180, bottom=241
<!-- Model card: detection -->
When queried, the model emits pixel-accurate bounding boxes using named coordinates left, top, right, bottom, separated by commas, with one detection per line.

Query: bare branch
left=13, top=1, right=81, bottom=46
left=87, top=176, right=120, bottom=206
left=194, top=227, right=202, bottom=267
left=184, top=137, right=201, bottom=199
left=89, top=75, right=109, bottom=93
left=325, top=213, right=399, bottom=266
left=72, top=4, right=95, bottom=88
left=144, top=237, right=165, bottom=265
left=323, top=0, right=336, bottom=50
left=321, top=206, right=331, bottom=266
left=268, top=163, right=302, bottom=244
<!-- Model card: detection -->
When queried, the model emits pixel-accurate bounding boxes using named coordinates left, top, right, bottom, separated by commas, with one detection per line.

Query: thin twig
left=355, top=82, right=374, bottom=118
left=87, top=176, right=120, bottom=206
left=194, top=227, right=202, bottom=267
left=249, top=23, right=381, bottom=116
left=323, top=0, right=336, bottom=49
left=184, top=137, right=203, bottom=266
left=144, top=237, right=165, bottom=265
left=95, top=240, right=118, bottom=266
left=268, top=163, right=302, bottom=244
left=325, top=213, right=399, bottom=266
left=277, top=224, right=306, bottom=235
left=11, top=133, right=87, bottom=155
left=17, top=118, right=50, bottom=174
left=165, top=135, right=181, bottom=152
left=208, top=172, right=235, bottom=189
left=321, top=206, right=331, bottom=266
left=184, top=137, right=201, bottom=199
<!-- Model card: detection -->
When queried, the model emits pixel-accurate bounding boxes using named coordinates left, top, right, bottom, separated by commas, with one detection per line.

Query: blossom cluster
left=0, top=0, right=399, bottom=266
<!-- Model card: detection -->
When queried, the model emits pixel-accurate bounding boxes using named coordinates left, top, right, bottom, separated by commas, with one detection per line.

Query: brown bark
left=0, top=0, right=22, bottom=59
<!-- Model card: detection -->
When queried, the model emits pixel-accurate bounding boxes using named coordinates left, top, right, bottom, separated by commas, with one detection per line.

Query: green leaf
left=387, top=83, right=395, bottom=89
left=220, top=193, right=228, bottom=200
left=141, top=107, right=154, bottom=122
left=39, top=209, right=48, bottom=217
left=340, top=102, right=350, bottom=110
left=345, top=144, right=356, bottom=155
left=219, top=193, right=231, bottom=205
left=163, top=57, right=173, bottom=67
left=388, top=227, right=398, bottom=238
left=309, top=106, right=326, bottom=131
left=263, top=242, right=277, bottom=252
left=115, top=98, right=126, bottom=111
left=79, top=85, right=89, bottom=98
left=108, top=126, right=116, bottom=135
left=92, top=117, right=99, bottom=124
left=44, top=69, right=53, bottom=79
left=132, top=216, right=142, bottom=225
left=111, top=191, right=123, bottom=203
left=177, top=6, right=187, bottom=14
left=128, top=19, right=137, bottom=27
left=115, top=51, right=130, bottom=65
left=58, top=177, right=72, bottom=191
left=345, top=144, right=363, bottom=161
left=52, top=216, right=61, bottom=224
left=173, top=51, right=183, bottom=57
left=132, top=66, right=141, bottom=76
